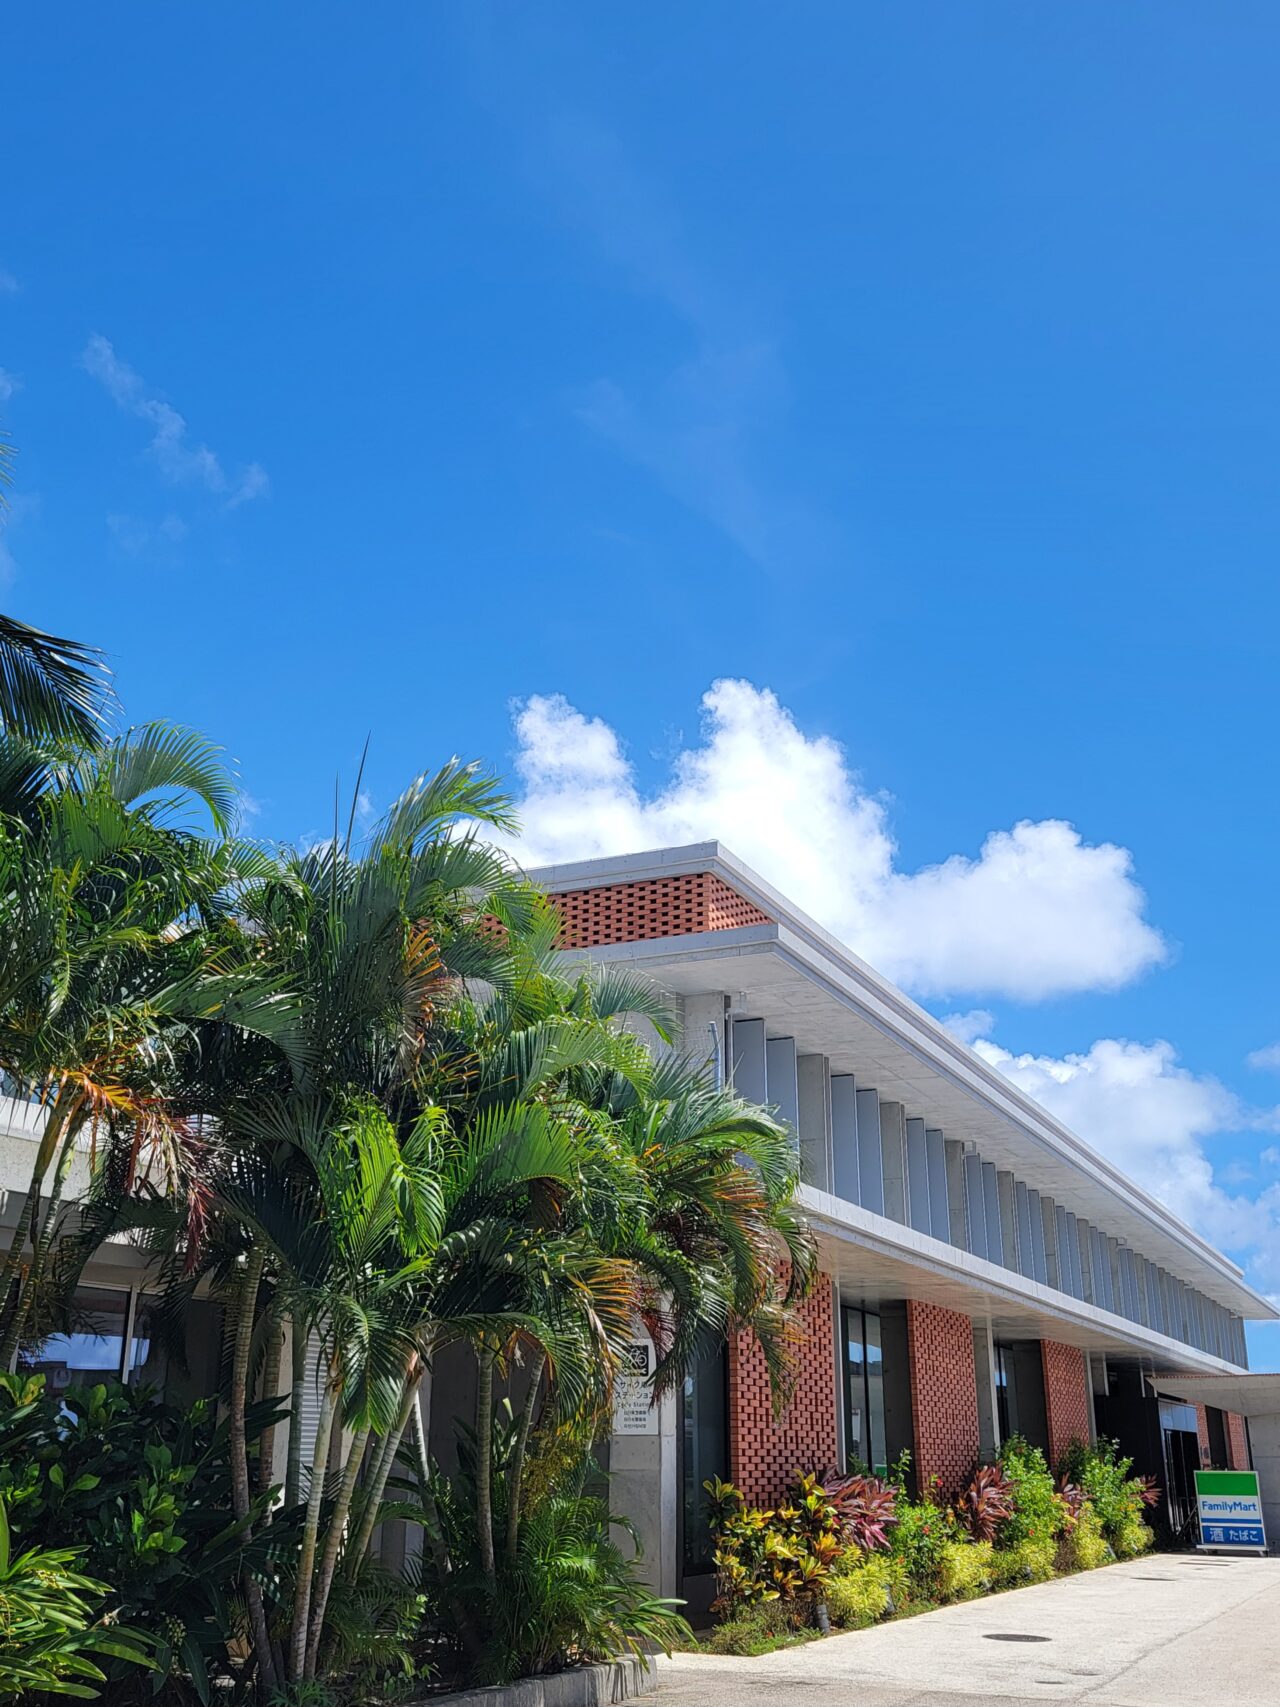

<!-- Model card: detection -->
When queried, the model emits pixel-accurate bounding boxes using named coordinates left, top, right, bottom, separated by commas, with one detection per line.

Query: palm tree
left=0, top=724, right=276, bottom=1367
left=0, top=614, right=111, bottom=745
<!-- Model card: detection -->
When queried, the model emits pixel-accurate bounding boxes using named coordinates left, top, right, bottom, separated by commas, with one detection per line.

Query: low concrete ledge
left=422, top=1655, right=658, bottom=1707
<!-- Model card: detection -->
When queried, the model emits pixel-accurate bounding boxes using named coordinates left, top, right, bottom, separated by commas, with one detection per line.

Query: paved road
left=654, top=1554, right=1280, bottom=1707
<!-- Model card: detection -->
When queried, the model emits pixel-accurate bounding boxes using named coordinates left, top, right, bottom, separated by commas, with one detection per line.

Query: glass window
left=843, top=1307, right=888, bottom=1476
left=994, top=1342, right=1016, bottom=1442
left=681, top=1338, right=727, bottom=1572
left=19, top=1286, right=129, bottom=1393
left=126, top=1295, right=168, bottom=1389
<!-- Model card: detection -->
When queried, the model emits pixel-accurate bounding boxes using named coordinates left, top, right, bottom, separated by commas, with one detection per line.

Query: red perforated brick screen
left=906, top=1301, right=980, bottom=1494
left=727, top=1276, right=838, bottom=1508
left=1226, top=1411, right=1250, bottom=1469
left=1041, top=1340, right=1091, bottom=1467
left=549, top=872, right=770, bottom=950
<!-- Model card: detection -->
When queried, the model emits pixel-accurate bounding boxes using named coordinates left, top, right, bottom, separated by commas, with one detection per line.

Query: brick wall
left=728, top=1276, right=838, bottom=1507
left=1226, top=1411, right=1250, bottom=1470
left=1196, top=1403, right=1212, bottom=1466
left=549, top=871, right=770, bottom=950
left=905, top=1301, right=980, bottom=1494
left=1041, top=1340, right=1091, bottom=1466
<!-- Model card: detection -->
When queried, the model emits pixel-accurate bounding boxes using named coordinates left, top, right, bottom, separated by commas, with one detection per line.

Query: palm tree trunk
left=289, top=1370, right=337, bottom=1683
left=285, top=1317, right=307, bottom=1509
left=346, top=1374, right=417, bottom=1576
left=7, top=1120, right=82, bottom=1358
left=0, top=1086, right=80, bottom=1365
left=505, top=1348, right=546, bottom=1560
left=475, top=1344, right=496, bottom=1580
left=229, top=1245, right=276, bottom=1694
left=257, top=1300, right=284, bottom=1506
left=304, top=1422, right=372, bottom=1679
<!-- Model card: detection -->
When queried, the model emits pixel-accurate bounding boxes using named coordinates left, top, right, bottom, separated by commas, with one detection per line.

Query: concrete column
left=973, top=1319, right=1000, bottom=1458
left=610, top=1380, right=679, bottom=1597
left=683, top=991, right=728, bottom=1086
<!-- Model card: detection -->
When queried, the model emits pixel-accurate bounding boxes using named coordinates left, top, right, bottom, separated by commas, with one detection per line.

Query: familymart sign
left=1195, top=1470, right=1267, bottom=1552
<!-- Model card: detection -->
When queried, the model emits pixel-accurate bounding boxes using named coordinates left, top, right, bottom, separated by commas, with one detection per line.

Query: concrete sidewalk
left=655, top=1554, right=1280, bottom=1707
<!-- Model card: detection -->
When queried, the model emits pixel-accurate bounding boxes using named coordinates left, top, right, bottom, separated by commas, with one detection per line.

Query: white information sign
left=612, top=1337, right=658, bottom=1436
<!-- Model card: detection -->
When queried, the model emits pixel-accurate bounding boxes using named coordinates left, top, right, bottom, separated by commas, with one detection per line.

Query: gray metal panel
left=831, top=1075, right=859, bottom=1205
left=982, top=1163, right=1004, bottom=1265
left=1106, top=1238, right=1122, bottom=1317
left=854, top=1089, right=884, bottom=1216
left=766, top=1036, right=799, bottom=1132
left=964, top=1152, right=988, bottom=1259
left=796, top=1053, right=832, bottom=1191
left=944, top=1139, right=969, bottom=1248
left=905, top=1117, right=932, bottom=1235
left=880, top=1102, right=908, bottom=1225
left=1030, top=1190, right=1051, bottom=1287
left=1076, top=1218, right=1095, bottom=1304
left=996, top=1170, right=1017, bottom=1270
left=1014, top=1180, right=1036, bottom=1279
left=926, top=1130, right=950, bottom=1244
left=1054, top=1205, right=1073, bottom=1296
left=730, top=1018, right=766, bottom=1105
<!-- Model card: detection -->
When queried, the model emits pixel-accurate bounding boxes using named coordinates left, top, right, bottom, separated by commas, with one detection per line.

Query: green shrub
left=888, top=1496, right=950, bottom=1600
left=1112, top=1515, right=1154, bottom=1559
left=826, top=1554, right=909, bottom=1628
left=939, top=1539, right=994, bottom=1601
left=991, top=1536, right=1056, bottom=1586
left=1066, top=1506, right=1112, bottom=1571
left=702, top=1602, right=807, bottom=1655
left=705, top=1474, right=842, bottom=1617
left=0, top=1499, right=152, bottom=1701
left=997, top=1436, right=1067, bottom=1550
left=1060, top=1438, right=1156, bottom=1556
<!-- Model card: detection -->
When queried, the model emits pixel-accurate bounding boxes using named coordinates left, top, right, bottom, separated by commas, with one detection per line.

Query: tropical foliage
left=0, top=613, right=816, bottom=1698
left=705, top=1435, right=1157, bottom=1650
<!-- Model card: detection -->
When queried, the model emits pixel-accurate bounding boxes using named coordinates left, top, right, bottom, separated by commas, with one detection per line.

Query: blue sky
left=4, top=4, right=1280, bottom=1359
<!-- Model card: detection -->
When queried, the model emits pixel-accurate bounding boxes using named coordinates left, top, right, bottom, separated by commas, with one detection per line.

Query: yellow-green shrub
left=992, top=1536, right=1056, bottom=1585
left=827, top=1554, right=909, bottom=1628
left=939, top=1539, right=994, bottom=1601
left=1112, top=1515, right=1153, bottom=1559
left=1067, top=1506, right=1111, bottom=1571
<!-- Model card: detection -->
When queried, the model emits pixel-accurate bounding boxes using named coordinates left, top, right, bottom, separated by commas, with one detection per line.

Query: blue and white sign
left=1195, top=1470, right=1267, bottom=1552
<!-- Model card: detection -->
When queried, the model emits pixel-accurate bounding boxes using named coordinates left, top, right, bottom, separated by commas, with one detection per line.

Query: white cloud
left=1247, top=1042, right=1280, bottom=1072
left=942, top=1010, right=997, bottom=1046
left=0, top=368, right=20, bottom=402
left=82, top=335, right=268, bottom=507
left=507, top=679, right=1167, bottom=1001
left=974, top=1033, right=1280, bottom=1300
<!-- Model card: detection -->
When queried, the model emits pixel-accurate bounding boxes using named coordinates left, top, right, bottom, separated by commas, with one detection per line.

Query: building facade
left=2, top=839, right=1272, bottom=1599
left=529, top=843, right=1275, bottom=1601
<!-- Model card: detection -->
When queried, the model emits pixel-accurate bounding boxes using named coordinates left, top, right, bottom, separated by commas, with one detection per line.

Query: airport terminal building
left=2, top=840, right=1272, bottom=1601
left=530, top=844, right=1274, bottom=1603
